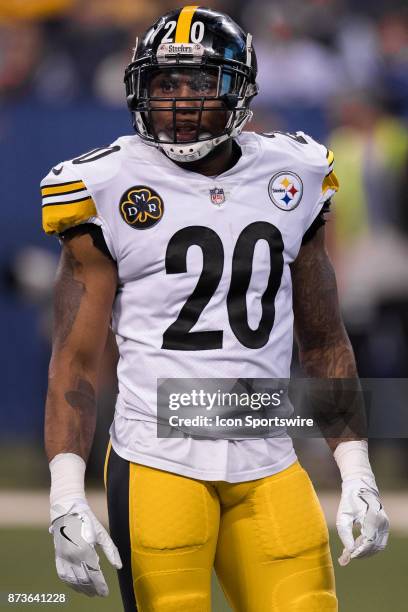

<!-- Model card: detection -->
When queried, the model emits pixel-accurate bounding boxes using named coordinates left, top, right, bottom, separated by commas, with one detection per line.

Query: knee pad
left=291, top=591, right=338, bottom=611
left=146, top=592, right=209, bottom=612
left=273, top=566, right=337, bottom=612
left=136, top=570, right=211, bottom=612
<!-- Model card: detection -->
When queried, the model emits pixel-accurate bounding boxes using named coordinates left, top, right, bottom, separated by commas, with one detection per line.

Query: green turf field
left=0, top=528, right=406, bottom=611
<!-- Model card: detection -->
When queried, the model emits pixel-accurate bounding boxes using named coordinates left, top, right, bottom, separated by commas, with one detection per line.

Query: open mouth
left=158, top=121, right=213, bottom=144
left=173, top=122, right=199, bottom=141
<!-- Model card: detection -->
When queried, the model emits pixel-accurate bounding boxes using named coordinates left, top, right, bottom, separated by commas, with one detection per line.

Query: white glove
left=334, top=441, right=389, bottom=566
left=336, top=477, right=389, bottom=566
left=50, top=499, right=122, bottom=597
left=49, top=453, right=122, bottom=597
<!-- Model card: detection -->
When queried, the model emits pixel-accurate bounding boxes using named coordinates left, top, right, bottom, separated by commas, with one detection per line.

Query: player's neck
left=172, top=139, right=241, bottom=177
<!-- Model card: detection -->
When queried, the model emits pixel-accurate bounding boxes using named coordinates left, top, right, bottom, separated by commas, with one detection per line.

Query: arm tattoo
left=291, top=231, right=364, bottom=448
left=62, top=378, right=97, bottom=458
left=53, top=244, right=85, bottom=346
left=45, top=234, right=117, bottom=462
left=65, top=379, right=96, bottom=414
left=291, top=236, right=357, bottom=378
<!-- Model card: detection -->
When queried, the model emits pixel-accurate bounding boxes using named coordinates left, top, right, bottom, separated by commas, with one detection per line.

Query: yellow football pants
left=105, top=443, right=337, bottom=612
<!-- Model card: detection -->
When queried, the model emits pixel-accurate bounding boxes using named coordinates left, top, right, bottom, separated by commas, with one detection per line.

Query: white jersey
left=41, top=131, right=338, bottom=482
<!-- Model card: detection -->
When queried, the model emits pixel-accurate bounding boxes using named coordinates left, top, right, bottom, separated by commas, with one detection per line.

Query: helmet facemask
left=125, top=40, right=258, bottom=162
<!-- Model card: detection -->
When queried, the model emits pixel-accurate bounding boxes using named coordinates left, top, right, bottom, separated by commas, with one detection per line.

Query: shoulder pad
left=40, top=140, right=127, bottom=235
left=261, top=130, right=326, bottom=160
left=261, top=130, right=339, bottom=201
left=297, top=131, right=339, bottom=203
left=67, top=142, right=124, bottom=188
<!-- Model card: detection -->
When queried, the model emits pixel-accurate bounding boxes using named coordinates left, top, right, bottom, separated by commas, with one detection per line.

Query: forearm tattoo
left=292, top=240, right=357, bottom=377
left=64, top=378, right=97, bottom=457
left=45, top=377, right=97, bottom=460
left=65, top=378, right=96, bottom=415
left=291, top=235, right=364, bottom=447
left=53, top=244, right=85, bottom=346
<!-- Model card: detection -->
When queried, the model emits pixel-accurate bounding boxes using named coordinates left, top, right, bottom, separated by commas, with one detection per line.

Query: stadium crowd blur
left=1, top=0, right=407, bottom=486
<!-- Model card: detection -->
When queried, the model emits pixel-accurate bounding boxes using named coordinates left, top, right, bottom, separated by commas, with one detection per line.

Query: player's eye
left=158, top=78, right=177, bottom=93
left=189, top=78, right=214, bottom=93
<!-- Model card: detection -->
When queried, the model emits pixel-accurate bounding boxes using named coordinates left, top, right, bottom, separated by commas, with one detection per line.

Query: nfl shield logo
left=210, top=187, right=225, bottom=205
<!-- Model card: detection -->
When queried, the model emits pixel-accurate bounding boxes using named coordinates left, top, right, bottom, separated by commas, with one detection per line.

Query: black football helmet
left=124, top=6, right=258, bottom=162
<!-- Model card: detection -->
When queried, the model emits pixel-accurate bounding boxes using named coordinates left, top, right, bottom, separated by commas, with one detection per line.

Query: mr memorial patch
left=268, top=172, right=303, bottom=211
left=119, top=185, right=164, bottom=229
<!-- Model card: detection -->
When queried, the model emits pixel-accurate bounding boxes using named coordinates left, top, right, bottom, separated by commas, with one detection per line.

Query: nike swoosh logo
left=357, top=490, right=382, bottom=512
left=85, top=563, right=99, bottom=572
left=52, top=165, right=63, bottom=175
left=357, top=494, right=369, bottom=512
left=60, top=526, right=79, bottom=546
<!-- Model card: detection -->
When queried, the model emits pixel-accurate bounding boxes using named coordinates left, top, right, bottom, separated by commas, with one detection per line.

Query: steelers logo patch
left=268, top=172, right=303, bottom=211
left=119, top=185, right=164, bottom=229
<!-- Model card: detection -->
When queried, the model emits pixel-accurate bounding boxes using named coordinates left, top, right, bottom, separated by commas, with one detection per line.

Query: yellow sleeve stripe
left=42, top=197, right=97, bottom=235
left=41, top=180, right=86, bottom=197
left=322, top=170, right=339, bottom=195
left=175, top=5, right=199, bottom=43
left=326, top=149, right=335, bottom=167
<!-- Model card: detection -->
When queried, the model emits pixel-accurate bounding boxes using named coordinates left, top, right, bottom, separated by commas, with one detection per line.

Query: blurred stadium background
left=0, top=0, right=407, bottom=610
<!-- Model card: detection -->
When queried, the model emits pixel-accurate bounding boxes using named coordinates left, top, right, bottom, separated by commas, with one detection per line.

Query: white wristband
left=49, top=452, right=86, bottom=507
left=333, top=440, right=376, bottom=483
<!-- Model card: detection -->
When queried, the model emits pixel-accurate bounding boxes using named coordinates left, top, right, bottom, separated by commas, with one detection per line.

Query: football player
left=42, top=6, right=389, bottom=611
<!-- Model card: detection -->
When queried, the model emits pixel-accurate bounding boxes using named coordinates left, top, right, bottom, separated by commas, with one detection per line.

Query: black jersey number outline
left=162, top=222, right=284, bottom=350
left=262, top=131, right=308, bottom=145
left=72, top=145, right=121, bottom=164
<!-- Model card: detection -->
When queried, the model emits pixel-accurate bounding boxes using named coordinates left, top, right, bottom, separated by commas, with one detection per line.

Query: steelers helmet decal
left=119, top=185, right=164, bottom=229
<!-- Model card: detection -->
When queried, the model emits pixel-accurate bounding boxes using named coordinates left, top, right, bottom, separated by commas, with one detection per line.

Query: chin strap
left=158, top=109, right=253, bottom=162
left=160, top=133, right=230, bottom=162
left=132, top=104, right=253, bottom=163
